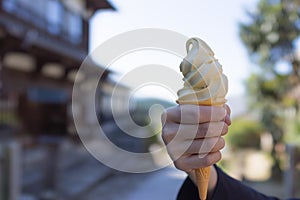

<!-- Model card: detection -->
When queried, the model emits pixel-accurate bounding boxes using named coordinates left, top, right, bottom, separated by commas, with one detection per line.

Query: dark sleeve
left=177, top=165, right=298, bottom=200
left=177, top=177, right=199, bottom=200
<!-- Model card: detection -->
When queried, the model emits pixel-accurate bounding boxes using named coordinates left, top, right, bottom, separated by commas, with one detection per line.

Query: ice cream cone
left=177, top=38, right=228, bottom=200
left=195, top=167, right=210, bottom=200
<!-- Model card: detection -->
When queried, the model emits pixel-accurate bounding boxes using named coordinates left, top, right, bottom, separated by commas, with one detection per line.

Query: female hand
left=161, top=104, right=231, bottom=172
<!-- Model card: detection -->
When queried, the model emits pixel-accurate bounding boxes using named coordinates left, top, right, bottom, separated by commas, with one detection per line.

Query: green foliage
left=240, top=0, right=300, bottom=67
left=226, top=118, right=264, bottom=149
left=240, top=0, right=300, bottom=141
left=246, top=73, right=289, bottom=105
left=284, top=111, right=300, bottom=146
left=240, top=0, right=300, bottom=175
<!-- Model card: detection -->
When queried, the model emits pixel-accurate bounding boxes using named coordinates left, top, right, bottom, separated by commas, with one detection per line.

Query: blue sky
left=90, top=0, right=259, bottom=100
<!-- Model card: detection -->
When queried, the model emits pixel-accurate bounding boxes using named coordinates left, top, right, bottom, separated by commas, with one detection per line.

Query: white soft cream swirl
left=177, top=38, right=228, bottom=106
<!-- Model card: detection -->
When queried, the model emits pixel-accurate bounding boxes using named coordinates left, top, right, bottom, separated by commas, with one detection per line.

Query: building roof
left=86, top=0, right=116, bottom=11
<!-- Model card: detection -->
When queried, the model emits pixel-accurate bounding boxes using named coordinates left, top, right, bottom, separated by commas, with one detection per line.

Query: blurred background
left=0, top=0, right=300, bottom=199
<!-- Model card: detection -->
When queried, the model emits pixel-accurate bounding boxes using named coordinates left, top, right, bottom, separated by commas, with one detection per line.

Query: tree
left=240, top=0, right=300, bottom=178
left=226, top=118, right=264, bottom=149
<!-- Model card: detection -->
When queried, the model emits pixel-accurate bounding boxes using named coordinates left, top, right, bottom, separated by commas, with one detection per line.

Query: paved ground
left=84, top=167, right=186, bottom=200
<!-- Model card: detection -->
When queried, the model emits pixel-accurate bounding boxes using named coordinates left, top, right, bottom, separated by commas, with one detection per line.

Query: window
left=46, top=0, right=63, bottom=34
left=69, top=13, right=82, bottom=44
left=24, top=0, right=47, bottom=28
left=63, top=11, right=82, bottom=44
left=18, top=0, right=33, bottom=10
left=2, top=0, right=17, bottom=12
left=3, top=0, right=83, bottom=45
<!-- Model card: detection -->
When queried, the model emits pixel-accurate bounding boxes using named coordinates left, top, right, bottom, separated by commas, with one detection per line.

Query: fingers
left=224, top=104, right=231, bottom=125
left=181, top=122, right=228, bottom=139
left=184, top=137, right=225, bottom=154
left=161, top=104, right=232, bottom=172
left=162, top=104, right=227, bottom=125
left=174, top=151, right=222, bottom=171
left=224, top=104, right=231, bottom=116
left=162, top=121, right=228, bottom=144
left=167, top=137, right=225, bottom=160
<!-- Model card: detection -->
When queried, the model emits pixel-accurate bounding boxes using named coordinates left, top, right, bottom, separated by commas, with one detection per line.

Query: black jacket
left=177, top=166, right=299, bottom=200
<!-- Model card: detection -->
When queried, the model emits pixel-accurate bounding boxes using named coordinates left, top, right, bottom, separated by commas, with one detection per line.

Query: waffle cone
left=195, top=167, right=210, bottom=200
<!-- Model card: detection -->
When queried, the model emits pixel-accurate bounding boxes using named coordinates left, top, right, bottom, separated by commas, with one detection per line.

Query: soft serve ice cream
left=177, top=37, right=228, bottom=106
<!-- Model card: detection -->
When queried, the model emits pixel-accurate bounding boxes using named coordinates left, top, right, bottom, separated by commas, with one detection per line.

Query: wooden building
left=0, top=0, right=115, bottom=138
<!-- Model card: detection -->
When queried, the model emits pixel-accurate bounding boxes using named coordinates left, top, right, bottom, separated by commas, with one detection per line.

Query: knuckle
left=221, top=107, right=227, bottom=120
left=225, top=104, right=231, bottom=115
left=212, top=107, right=225, bottom=121
left=219, top=137, right=225, bottom=149
left=216, top=151, right=222, bottom=162
left=214, top=122, right=224, bottom=136
left=203, top=152, right=222, bottom=166
left=208, top=122, right=222, bottom=137
left=212, top=137, right=225, bottom=152
left=203, top=156, right=213, bottom=166
left=222, top=123, right=228, bottom=135
left=174, top=159, right=186, bottom=171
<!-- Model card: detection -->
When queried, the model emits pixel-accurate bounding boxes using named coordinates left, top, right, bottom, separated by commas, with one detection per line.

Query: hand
left=161, top=104, right=231, bottom=172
